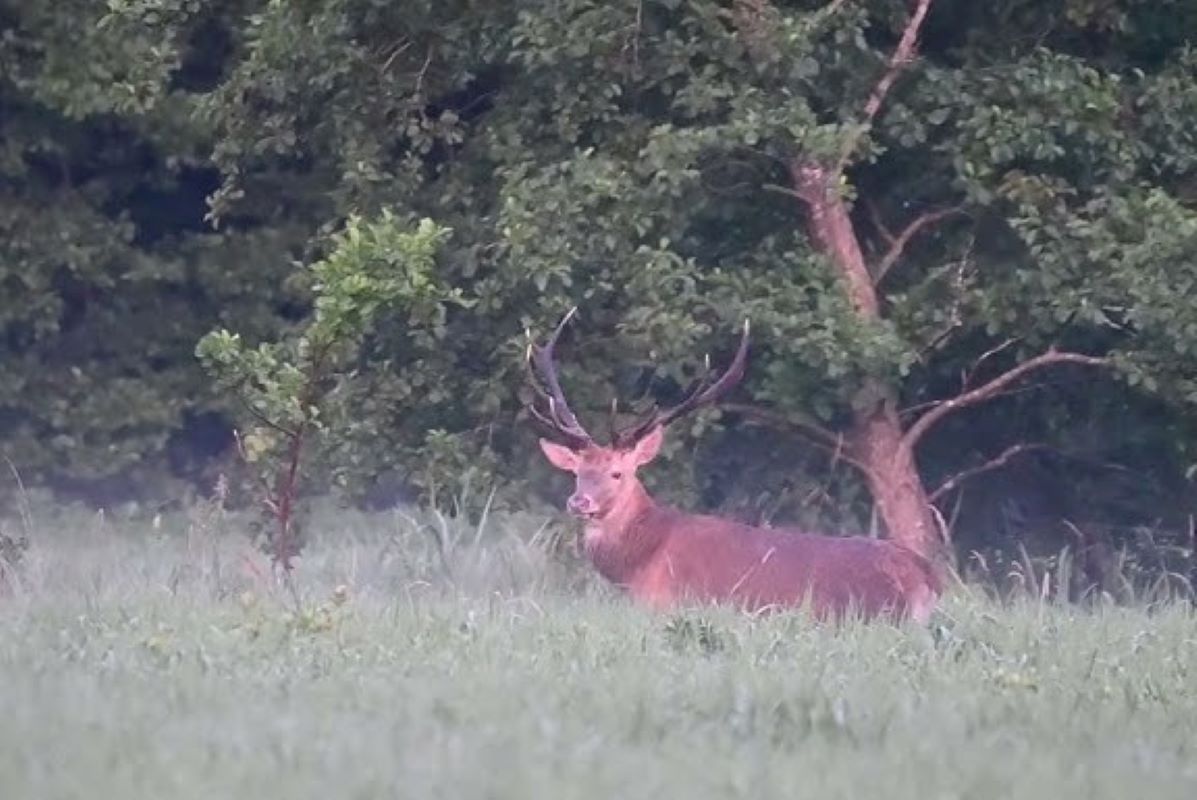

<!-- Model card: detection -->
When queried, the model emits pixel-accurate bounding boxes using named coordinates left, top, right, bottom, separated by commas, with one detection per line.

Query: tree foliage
left=2, top=0, right=1197, bottom=566
left=196, top=214, right=454, bottom=565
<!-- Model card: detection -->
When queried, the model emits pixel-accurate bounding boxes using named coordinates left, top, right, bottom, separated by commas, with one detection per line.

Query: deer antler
left=613, top=320, right=751, bottom=447
left=526, top=307, right=596, bottom=449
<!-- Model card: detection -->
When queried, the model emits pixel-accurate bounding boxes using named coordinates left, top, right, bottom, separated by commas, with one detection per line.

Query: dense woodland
left=2, top=0, right=1197, bottom=586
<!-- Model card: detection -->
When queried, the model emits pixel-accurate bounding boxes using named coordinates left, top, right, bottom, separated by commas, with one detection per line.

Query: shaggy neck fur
left=583, top=481, right=666, bottom=586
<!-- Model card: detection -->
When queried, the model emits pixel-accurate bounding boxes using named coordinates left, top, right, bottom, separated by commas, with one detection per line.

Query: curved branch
left=837, top=0, right=936, bottom=171
left=928, top=443, right=1048, bottom=503
left=961, top=337, right=1017, bottom=388
left=866, top=197, right=897, bottom=246
left=720, top=402, right=870, bottom=475
left=721, top=402, right=837, bottom=447
left=237, top=395, right=298, bottom=439
left=900, top=379, right=1047, bottom=421
left=904, top=349, right=1110, bottom=447
left=873, top=205, right=965, bottom=284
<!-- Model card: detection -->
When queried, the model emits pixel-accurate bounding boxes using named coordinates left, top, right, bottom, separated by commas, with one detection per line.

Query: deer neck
left=583, top=481, right=665, bottom=586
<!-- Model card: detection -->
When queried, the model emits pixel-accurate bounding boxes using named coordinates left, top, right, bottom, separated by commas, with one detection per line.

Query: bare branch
left=873, top=205, right=964, bottom=284
left=413, top=47, right=433, bottom=98
left=621, top=0, right=645, bottom=71
left=901, top=379, right=1048, bottom=420
left=720, top=402, right=870, bottom=475
left=237, top=395, right=298, bottom=439
left=912, top=237, right=974, bottom=358
left=921, top=320, right=961, bottom=358
left=929, top=443, right=1049, bottom=503
left=379, top=38, right=413, bottom=73
left=944, top=483, right=965, bottom=538
left=961, top=337, right=1017, bottom=389
left=721, top=402, right=837, bottom=447
left=866, top=197, right=897, bottom=247
left=837, top=0, right=936, bottom=171
left=763, top=182, right=806, bottom=200
left=633, top=0, right=644, bottom=67
left=904, top=348, right=1110, bottom=446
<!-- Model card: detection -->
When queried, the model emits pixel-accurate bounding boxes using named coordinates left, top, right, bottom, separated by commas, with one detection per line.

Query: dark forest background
left=2, top=0, right=1197, bottom=588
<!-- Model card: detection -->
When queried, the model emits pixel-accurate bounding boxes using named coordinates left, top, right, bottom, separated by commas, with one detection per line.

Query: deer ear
left=630, top=426, right=665, bottom=466
left=539, top=439, right=580, bottom=472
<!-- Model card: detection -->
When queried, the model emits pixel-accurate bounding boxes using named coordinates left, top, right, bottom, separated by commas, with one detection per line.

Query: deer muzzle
left=567, top=493, right=599, bottom=519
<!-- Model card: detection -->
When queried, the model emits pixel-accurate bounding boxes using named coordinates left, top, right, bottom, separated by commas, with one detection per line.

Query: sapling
left=197, top=214, right=457, bottom=572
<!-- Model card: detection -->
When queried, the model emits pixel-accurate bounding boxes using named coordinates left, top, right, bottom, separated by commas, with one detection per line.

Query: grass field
left=1, top=503, right=1195, bottom=799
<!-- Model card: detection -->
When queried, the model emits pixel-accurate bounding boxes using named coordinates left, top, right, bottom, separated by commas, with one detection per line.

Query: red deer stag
left=528, top=310, right=941, bottom=622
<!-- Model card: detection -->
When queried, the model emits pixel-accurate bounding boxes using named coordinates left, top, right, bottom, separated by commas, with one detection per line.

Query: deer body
left=584, top=502, right=938, bottom=620
left=528, top=310, right=941, bottom=623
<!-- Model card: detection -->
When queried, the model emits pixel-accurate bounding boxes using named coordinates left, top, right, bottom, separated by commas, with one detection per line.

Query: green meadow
left=1, top=505, right=1194, bottom=800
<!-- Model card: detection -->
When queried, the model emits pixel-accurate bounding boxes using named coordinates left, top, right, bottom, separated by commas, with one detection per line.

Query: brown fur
left=541, top=430, right=940, bottom=622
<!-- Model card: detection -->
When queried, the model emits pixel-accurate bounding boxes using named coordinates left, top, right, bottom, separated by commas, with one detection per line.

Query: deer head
left=527, top=308, right=749, bottom=521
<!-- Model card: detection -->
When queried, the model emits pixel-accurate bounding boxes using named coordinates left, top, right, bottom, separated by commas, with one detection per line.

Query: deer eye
left=610, top=471, right=623, bottom=480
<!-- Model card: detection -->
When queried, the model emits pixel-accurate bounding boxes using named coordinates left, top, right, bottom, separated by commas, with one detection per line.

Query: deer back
left=618, top=508, right=940, bottom=621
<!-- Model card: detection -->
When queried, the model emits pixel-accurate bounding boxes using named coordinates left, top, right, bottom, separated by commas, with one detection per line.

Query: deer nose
left=567, top=493, right=598, bottom=517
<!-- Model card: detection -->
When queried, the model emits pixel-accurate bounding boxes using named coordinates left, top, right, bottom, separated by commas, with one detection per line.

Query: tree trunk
left=847, top=400, right=941, bottom=559
left=790, top=160, right=942, bottom=560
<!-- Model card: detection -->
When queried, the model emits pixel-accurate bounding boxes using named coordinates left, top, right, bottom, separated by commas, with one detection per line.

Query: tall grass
left=0, top=501, right=1195, bottom=799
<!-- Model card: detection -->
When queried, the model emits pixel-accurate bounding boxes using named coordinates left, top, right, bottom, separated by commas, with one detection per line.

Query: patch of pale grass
left=0, top=505, right=1194, bottom=799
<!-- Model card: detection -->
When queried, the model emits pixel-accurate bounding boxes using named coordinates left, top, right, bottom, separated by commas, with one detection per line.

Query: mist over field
left=2, top=506, right=1195, bottom=800
left=4, top=1, right=1197, bottom=797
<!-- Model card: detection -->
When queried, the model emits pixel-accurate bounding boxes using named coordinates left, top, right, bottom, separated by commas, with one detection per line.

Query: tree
left=472, top=0, right=1197, bottom=561
left=0, top=0, right=307, bottom=499
left=771, top=0, right=1197, bottom=559
left=197, top=214, right=457, bottom=569
left=3, top=0, right=1197, bottom=575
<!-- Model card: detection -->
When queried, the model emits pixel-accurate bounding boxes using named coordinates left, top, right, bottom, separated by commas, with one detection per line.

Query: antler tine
left=616, top=319, right=750, bottom=446
left=526, top=307, right=596, bottom=449
left=606, top=398, right=619, bottom=444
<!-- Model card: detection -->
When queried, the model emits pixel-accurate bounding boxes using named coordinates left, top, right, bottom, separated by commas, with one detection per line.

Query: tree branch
left=413, top=47, right=434, bottom=98
left=762, top=182, right=806, bottom=200
left=873, top=205, right=964, bottom=284
left=928, top=443, right=1048, bottom=503
left=379, top=38, right=413, bottom=73
left=900, top=379, right=1048, bottom=421
left=960, top=337, right=1017, bottom=389
left=622, top=0, right=644, bottom=71
left=912, top=236, right=973, bottom=358
left=721, top=402, right=838, bottom=449
left=720, top=402, right=869, bottom=474
left=904, top=348, right=1110, bottom=447
left=866, top=197, right=897, bottom=247
left=237, top=395, right=298, bottom=439
left=837, top=0, right=936, bottom=171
